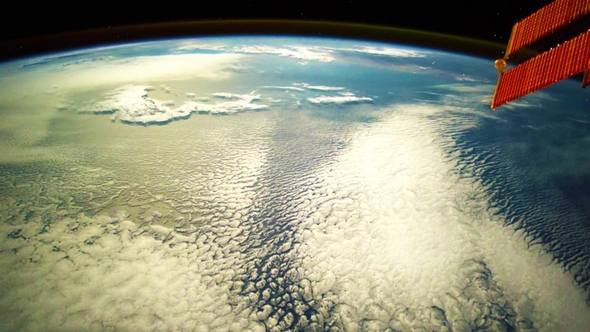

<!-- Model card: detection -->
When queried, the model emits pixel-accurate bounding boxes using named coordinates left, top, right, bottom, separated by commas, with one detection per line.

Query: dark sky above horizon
left=0, top=0, right=554, bottom=60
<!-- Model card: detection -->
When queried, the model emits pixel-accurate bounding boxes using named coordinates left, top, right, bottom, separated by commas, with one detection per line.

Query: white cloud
left=294, top=82, right=345, bottom=91
left=81, top=85, right=268, bottom=125
left=197, top=93, right=267, bottom=115
left=262, top=83, right=346, bottom=92
left=167, top=42, right=427, bottom=66
left=234, top=45, right=335, bottom=62
left=329, top=45, right=431, bottom=58
left=0, top=127, right=272, bottom=331
left=213, top=92, right=261, bottom=102
left=290, top=103, right=590, bottom=331
left=307, top=94, right=373, bottom=104
left=307, top=85, right=344, bottom=91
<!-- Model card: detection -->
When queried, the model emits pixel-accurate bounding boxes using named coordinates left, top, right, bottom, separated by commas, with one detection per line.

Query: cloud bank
left=293, top=83, right=345, bottom=91
left=341, top=45, right=431, bottom=58
left=307, top=94, right=373, bottom=105
left=235, top=46, right=335, bottom=62
left=81, top=85, right=268, bottom=125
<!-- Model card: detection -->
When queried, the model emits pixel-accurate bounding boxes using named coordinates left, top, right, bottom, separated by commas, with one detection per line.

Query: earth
left=0, top=36, right=589, bottom=331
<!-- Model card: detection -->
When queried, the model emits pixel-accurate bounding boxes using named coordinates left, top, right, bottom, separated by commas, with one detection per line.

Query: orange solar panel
left=506, top=0, right=590, bottom=57
left=492, top=29, right=590, bottom=109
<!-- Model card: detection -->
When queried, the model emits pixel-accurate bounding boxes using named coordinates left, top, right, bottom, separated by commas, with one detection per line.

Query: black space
left=0, top=0, right=555, bottom=60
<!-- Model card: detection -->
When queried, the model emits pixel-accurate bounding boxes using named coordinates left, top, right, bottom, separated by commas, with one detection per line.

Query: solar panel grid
left=492, top=29, right=590, bottom=108
left=507, top=0, right=590, bottom=56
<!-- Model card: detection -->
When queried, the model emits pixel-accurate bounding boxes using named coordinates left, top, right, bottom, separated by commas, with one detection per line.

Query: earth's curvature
left=0, top=36, right=589, bottom=331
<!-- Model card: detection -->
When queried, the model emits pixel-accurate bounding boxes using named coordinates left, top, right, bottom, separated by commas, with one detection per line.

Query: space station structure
left=491, top=0, right=590, bottom=109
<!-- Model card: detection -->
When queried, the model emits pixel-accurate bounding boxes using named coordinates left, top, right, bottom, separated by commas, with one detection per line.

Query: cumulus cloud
left=5, top=36, right=590, bottom=332
left=2, top=94, right=590, bottom=331
left=307, top=86, right=345, bottom=91
left=307, top=94, right=373, bottom=105
left=234, top=45, right=335, bottom=62
left=0, top=128, right=271, bottom=331
left=289, top=103, right=590, bottom=331
left=260, top=82, right=370, bottom=105
left=81, top=85, right=268, bottom=124
left=213, top=92, right=261, bottom=102
left=198, top=93, right=267, bottom=114
left=293, top=82, right=345, bottom=91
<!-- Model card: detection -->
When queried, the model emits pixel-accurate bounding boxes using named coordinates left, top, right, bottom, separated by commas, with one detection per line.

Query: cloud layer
left=2, top=36, right=589, bottom=332
left=170, top=41, right=432, bottom=66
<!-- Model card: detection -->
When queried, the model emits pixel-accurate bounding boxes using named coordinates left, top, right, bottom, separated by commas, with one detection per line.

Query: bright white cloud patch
left=353, top=46, right=430, bottom=57
left=307, top=94, right=373, bottom=104
left=306, top=86, right=344, bottom=91
left=325, top=45, right=431, bottom=58
left=262, top=83, right=346, bottom=92
left=81, top=85, right=268, bottom=124
left=234, top=45, right=335, bottom=62
left=290, top=103, right=590, bottom=331
left=168, top=41, right=428, bottom=65
left=213, top=92, right=261, bottom=102
left=294, top=82, right=345, bottom=91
